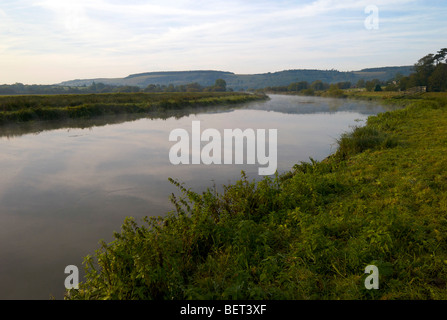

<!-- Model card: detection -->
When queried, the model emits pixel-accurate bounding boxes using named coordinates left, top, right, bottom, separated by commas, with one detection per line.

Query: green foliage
left=212, top=79, right=227, bottom=92
left=365, top=79, right=382, bottom=92
left=300, top=88, right=315, bottom=96
left=310, top=80, right=328, bottom=91
left=428, top=64, right=447, bottom=92
left=396, top=48, right=447, bottom=92
left=0, top=92, right=267, bottom=124
left=261, top=81, right=350, bottom=97
left=335, top=125, right=398, bottom=160
left=66, top=94, right=447, bottom=300
left=288, top=81, right=310, bottom=92
left=322, top=84, right=347, bottom=98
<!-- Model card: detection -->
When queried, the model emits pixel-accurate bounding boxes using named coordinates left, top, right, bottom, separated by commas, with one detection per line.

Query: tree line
left=142, top=79, right=229, bottom=93
left=0, top=79, right=229, bottom=95
left=259, top=80, right=351, bottom=95
left=398, top=48, right=447, bottom=92
left=260, top=48, right=447, bottom=94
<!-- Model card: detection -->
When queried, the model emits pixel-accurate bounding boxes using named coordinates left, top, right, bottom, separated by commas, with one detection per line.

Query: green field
left=64, top=92, right=447, bottom=300
left=0, top=92, right=267, bottom=124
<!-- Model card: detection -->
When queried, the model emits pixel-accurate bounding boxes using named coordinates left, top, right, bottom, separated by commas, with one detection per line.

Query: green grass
left=65, top=93, right=447, bottom=300
left=0, top=92, right=267, bottom=124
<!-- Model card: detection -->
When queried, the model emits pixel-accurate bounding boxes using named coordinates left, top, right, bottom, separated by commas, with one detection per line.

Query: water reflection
left=0, top=94, right=396, bottom=139
left=242, top=94, right=396, bottom=114
left=0, top=105, right=240, bottom=139
left=0, top=94, right=390, bottom=299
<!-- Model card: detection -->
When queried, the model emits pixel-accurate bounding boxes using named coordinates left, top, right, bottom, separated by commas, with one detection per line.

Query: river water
left=0, top=94, right=391, bottom=299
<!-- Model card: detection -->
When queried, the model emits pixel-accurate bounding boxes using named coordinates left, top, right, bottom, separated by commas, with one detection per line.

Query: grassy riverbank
left=0, top=92, right=267, bottom=124
left=66, top=92, right=447, bottom=300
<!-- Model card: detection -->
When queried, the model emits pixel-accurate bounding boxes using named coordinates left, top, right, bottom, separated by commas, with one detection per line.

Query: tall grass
left=335, top=125, right=398, bottom=160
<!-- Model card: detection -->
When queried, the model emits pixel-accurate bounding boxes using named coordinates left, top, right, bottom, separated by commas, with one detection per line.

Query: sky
left=0, top=0, right=446, bottom=85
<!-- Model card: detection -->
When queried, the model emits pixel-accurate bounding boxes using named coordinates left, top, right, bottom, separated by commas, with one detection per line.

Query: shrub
left=335, top=125, right=398, bottom=160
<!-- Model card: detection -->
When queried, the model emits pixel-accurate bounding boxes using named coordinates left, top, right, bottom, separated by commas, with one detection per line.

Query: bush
left=335, top=125, right=398, bottom=160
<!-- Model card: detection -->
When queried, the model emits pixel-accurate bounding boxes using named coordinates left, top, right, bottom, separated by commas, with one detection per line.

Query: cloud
left=0, top=0, right=446, bottom=84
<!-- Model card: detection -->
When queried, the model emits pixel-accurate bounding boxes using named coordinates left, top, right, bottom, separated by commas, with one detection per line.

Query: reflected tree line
left=0, top=103, right=239, bottom=139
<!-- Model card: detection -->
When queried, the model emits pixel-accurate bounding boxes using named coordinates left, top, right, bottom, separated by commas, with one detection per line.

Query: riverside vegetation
left=0, top=92, right=267, bottom=124
left=65, top=91, right=447, bottom=300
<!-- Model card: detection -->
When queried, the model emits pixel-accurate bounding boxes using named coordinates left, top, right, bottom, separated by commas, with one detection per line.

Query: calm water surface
left=0, top=94, right=392, bottom=299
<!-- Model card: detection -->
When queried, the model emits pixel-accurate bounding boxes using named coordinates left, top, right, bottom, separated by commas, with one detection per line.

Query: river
left=0, top=94, right=391, bottom=299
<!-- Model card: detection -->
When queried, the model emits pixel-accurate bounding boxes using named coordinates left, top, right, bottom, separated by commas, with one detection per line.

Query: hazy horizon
left=1, top=0, right=446, bottom=85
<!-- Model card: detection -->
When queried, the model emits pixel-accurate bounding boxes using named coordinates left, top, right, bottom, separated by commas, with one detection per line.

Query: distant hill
left=58, top=66, right=413, bottom=90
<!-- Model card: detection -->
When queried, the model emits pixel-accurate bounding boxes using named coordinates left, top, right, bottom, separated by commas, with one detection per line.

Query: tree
left=336, top=81, right=351, bottom=89
left=311, top=80, right=326, bottom=91
left=384, top=81, right=398, bottom=91
left=433, top=48, right=447, bottom=65
left=166, top=84, right=175, bottom=92
left=95, top=82, right=106, bottom=92
left=89, top=81, right=97, bottom=92
left=398, top=75, right=417, bottom=91
left=288, top=81, right=309, bottom=92
left=326, top=84, right=346, bottom=97
left=186, top=82, right=203, bottom=92
left=288, top=82, right=299, bottom=92
left=428, top=63, right=447, bottom=92
left=374, top=84, right=382, bottom=92
left=356, top=79, right=365, bottom=88
left=393, top=72, right=404, bottom=83
left=301, top=88, right=315, bottom=96
left=213, top=79, right=227, bottom=92
left=144, top=84, right=159, bottom=92
left=114, top=85, right=140, bottom=93
left=413, top=54, right=436, bottom=86
left=365, top=79, right=381, bottom=92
